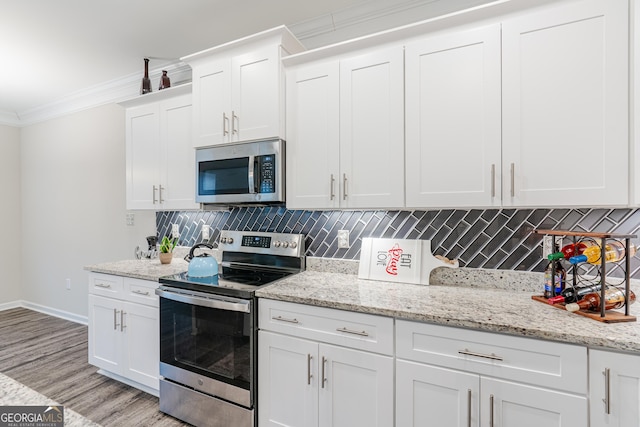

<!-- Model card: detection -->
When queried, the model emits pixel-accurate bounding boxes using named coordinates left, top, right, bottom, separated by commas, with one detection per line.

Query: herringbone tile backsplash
left=157, top=207, right=640, bottom=278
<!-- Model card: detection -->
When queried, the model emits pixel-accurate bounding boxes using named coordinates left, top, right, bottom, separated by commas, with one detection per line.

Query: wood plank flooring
left=0, top=307, right=189, bottom=427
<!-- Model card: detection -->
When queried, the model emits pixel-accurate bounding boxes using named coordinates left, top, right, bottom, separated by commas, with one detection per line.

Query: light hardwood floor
left=0, top=307, right=189, bottom=426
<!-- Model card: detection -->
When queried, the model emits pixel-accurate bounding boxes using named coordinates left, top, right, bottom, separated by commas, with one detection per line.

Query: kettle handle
left=184, top=243, right=214, bottom=262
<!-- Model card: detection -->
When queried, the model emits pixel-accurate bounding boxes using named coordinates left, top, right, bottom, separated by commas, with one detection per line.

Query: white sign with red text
left=358, top=238, right=456, bottom=285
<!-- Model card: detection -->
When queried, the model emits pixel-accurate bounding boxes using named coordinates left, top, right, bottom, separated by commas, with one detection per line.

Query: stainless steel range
left=156, top=230, right=305, bottom=427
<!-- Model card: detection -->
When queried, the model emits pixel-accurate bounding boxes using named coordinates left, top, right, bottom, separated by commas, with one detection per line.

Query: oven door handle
left=155, top=288, right=250, bottom=313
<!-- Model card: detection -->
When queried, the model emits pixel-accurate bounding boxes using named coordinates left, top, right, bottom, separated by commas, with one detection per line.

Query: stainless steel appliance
left=156, top=230, right=305, bottom=427
left=196, top=138, right=284, bottom=204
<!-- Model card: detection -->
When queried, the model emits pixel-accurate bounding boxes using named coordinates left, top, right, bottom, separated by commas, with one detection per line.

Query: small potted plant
left=159, top=236, right=177, bottom=264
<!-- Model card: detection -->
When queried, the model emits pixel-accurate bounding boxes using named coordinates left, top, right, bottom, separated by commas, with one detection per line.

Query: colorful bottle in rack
left=548, top=241, right=596, bottom=260
left=565, top=288, right=636, bottom=312
left=568, top=241, right=636, bottom=265
left=547, top=283, right=602, bottom=305
left=544, top=251, right=566, bottom=298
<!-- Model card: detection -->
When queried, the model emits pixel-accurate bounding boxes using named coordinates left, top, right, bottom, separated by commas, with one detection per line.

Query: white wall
left=0, top=125, right=22, bottom=307
left=20, top=104, right=156, bottom=319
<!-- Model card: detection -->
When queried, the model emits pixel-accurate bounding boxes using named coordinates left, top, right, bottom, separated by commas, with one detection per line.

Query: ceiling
left=0, top=0, right=497, bottom=126
left=0, top=0, right=373, bottom=122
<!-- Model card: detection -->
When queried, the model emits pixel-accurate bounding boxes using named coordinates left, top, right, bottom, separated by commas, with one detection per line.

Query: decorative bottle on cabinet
left=141, top=58, right=152, bottom=94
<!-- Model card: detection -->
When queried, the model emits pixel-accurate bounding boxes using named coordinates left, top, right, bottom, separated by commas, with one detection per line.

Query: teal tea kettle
left=184, top=243, right=219, bottom=278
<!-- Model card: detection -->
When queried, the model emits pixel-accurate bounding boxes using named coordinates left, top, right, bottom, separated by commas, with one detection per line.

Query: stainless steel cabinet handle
left=467, top=389, right=472, bottom=427
left=132, top=289, right=150, bottom=296
left=330, top=174, right=335, bottom=200
left=458, top=349, right=503, bottom=361
left=343, top=174, right=348, bottom=200
left=603, top=368, right=611, bottom=414
left=321, top=356, right=327, bottom=389
left=222, top=112, right=229, bottom=136
left=120, top=311, right=126, bottom=332
left=489, top=394, right=494, bottom=427
left=490, top=164, right=496, bottom=198
left=113, top=309, right=120, bottom=330
left=159, top=185, right=165, bottom=204
left=231, top=111, right=238, bottom=135
left=272, top=315, right=299, bottom=324
left=307, top=354, right=313, bottom=385
left=95, top=283, right=111, bottom=289
left=152, top=185, right=158, bottom=204
left=336, top=327, right=369, bottom=337
left=510, top=163, right=515, bottom=197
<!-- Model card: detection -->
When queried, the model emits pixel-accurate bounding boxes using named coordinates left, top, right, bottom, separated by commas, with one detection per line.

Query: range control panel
left=219, top=230, right=304, bottom=256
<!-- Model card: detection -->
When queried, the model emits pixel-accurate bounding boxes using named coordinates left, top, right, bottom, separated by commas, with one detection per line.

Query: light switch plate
left=172, top=224, right=180, bottom=239
left=337, top=230, right=350, bottom=248
left=202, top=225, right=210, bottom=240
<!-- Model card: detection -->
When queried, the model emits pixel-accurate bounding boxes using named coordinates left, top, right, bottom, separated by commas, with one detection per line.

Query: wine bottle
left=569, top=242, right=636, bottom=265
left=546, top=283, right=602, bottom=305
left=544, top=256, right=566, bottom=298
left=547, top=241, right=595, bottom=261
left=565, top=288, right=636, bottom=312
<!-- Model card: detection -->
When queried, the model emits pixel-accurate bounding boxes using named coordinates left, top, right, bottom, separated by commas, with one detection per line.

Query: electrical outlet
left=172, top=224, right=180, bottom=239
left=126, top=213, right=134, bottom=226
left=542, top=236, right=562, bottom=258
left=66, top=278, right=71, bottom=290
left=202, top=224, right=210, bottom=240
left=337, top=230, right=350, bottom=249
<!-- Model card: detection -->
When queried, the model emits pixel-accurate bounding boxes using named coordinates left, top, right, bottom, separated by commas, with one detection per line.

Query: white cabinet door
left=339, top=46, right=405, bottom=208
left=405, top=24, right=501, bottom=208
left=286, top=60, right=340, bottom=209
left=258, top=331, right=319, bottom=427
left=159, top=94, right=198, bottom=210
left=88, top=294, right=122, bottom=373
left=191, top=58, right=231, bottom=147
left=319, top=343, right=394, bottom=427
left=121, top=301, right=159, bottom=390
left=125, top=103, right=160, bottom=209
left=481, top=377, right=587, bottom=427
left=590, top=349, right=640, bottom=427
left=231, top=45, right=281, bottom=142
left=502, top=0, right=628, bottom=207
left=396, top=360, right=479, bottom=427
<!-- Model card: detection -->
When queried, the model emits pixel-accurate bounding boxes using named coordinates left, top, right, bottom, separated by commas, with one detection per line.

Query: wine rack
left=533, top=229, right=637, bottom=323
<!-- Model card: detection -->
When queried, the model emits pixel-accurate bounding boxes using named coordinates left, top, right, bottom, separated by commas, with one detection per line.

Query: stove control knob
left=227, top=237, right=234, bottom=244
left=290, top=241, right=298, bottom=249
left=274, top=241, right=281, bottom=247
left=282, top=242, right=289, bottom=248
left=221, top=237, right=227, bottom=244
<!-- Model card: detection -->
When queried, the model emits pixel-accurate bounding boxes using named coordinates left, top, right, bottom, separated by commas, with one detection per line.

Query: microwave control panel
left=258, top=155, right=275, bottom=193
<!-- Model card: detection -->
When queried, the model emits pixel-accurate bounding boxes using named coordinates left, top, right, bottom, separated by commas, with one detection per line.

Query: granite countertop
left=256, top=269, right=640, bottom=354
left=84, top=258, right=188, bottom=281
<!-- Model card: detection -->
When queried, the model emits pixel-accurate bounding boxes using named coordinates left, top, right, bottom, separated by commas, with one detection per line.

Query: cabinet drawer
left=89, top=273, right=124, bottom=298
left=259, top=299, right=393, bottom=355
left=396, top=320, right=586, bottom=394
left=124, top=278, right=159, bottom=307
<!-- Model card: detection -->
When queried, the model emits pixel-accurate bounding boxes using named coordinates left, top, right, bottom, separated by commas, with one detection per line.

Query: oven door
left=156, top=286, right=254, bottom=408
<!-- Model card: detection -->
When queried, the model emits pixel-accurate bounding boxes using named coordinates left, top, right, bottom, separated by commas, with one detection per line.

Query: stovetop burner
left=159, top=230, right=305, bottom=299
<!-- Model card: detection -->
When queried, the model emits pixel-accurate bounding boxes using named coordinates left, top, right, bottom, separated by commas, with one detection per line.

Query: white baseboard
left=0, top=300, right=88, bottom=325
left=96, top=369, right=159, bottom=397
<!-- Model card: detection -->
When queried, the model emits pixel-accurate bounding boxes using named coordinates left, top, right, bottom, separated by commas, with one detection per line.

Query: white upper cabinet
left=501, top=0, right=628, bottom=207
left=405, top=24, right=502, bottom=208
left=122, top=85, right=198, bottom=210
left=285, top=45, right=405, bottom=210
left=183, top=26, right=304, bottom=148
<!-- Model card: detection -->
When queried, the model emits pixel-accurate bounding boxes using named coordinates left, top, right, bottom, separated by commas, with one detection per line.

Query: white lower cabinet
left=258, top=299, right=394, bottom=427
left=395, top=320, right=588, bottom=427
left=88, top=273, right=159, bottom=394
left=589, top=349, right=640, bottom=427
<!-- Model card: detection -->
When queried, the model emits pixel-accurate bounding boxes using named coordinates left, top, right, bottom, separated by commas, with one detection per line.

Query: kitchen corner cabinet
left=501, top=0, right=628, bottom=207
left=589, top=349, right=640, bottom=427
left=405, top=24, right=502, bottom=208
left=122, top=85, right=198, bottom=210
left=258, top=299, right=394, bottom=427
left=396, top=320, right=588, bottom=427
left=285, top=45, right=405, bottom=209
left=88, top=273, right=159, bottom=394
left=182, top=26, right=304, bottom=148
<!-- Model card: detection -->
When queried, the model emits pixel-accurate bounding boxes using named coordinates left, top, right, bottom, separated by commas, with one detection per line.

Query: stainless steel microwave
left=195, top=139, right=284, bottom=204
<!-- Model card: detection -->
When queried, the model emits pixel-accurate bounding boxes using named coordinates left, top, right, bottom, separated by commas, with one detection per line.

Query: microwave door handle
left=248, top=155, right=256, bottom=194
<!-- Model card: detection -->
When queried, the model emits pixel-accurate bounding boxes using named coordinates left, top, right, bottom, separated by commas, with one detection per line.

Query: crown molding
left=1, top=0, right=493, bottom=127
